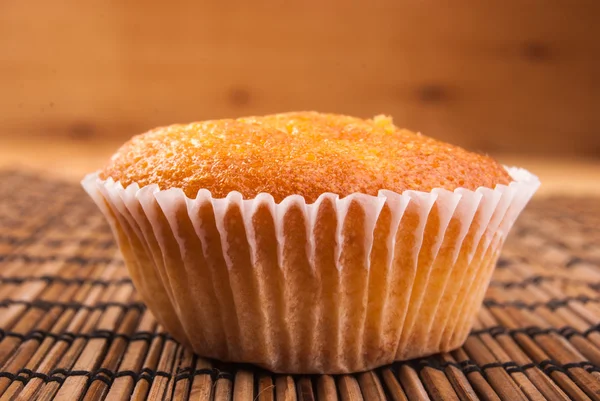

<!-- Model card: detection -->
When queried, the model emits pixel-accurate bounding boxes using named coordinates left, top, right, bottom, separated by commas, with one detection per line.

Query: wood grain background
left=1, top=1, right=599, bottom=156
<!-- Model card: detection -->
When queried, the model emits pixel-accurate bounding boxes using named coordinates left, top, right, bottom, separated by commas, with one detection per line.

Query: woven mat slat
left=1, top=170, right=600, bottom=401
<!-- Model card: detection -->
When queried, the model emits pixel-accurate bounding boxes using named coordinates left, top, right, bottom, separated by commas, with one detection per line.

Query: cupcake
left=82, top=112, right=539, bottom=374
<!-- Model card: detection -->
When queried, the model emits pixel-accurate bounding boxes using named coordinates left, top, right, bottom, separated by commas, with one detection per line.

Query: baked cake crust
left=100, top=112, right=511, bottom=203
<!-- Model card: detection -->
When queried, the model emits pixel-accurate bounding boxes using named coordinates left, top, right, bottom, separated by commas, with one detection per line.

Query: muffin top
left=100, top=112, right=511, bottom=203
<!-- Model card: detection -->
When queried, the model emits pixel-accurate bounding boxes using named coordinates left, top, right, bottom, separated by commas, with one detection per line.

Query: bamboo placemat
left=1, top=170, right=600, bottom=401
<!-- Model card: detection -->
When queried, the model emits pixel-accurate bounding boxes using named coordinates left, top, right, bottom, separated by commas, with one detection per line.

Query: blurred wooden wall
left=1, top=1, right=599, bottom=156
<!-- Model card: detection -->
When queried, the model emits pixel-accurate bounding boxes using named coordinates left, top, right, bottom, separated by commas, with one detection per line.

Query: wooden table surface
left=1, top=137, right=599, bottom=197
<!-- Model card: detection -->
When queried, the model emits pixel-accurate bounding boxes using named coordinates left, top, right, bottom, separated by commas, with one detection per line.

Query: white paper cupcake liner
left=82, top=167, right=539, bottom=373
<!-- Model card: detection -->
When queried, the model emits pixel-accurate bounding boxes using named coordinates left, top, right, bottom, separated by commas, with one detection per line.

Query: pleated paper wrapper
left=82, top=167, right=539, bottom=374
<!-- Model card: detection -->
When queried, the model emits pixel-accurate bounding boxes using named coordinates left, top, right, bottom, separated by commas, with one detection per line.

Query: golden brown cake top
left=100, top=112, right=511, bottom=203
